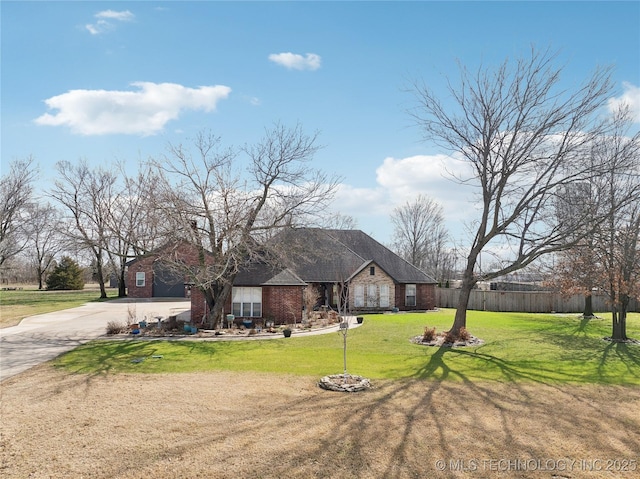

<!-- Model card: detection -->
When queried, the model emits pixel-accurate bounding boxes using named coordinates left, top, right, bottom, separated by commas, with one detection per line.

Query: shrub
left=106, top=321, right=125, bottom=335
left=422, top=326, right=437, bottom=342
left=46, top=256, right=85, bottom=290
left=442, top=327, right=471, bottom=344
left=126, top=305, right=137, bottom=326
left=458, top=327, right=471, bottom=341
left=442, top=329, right=458, bottom=344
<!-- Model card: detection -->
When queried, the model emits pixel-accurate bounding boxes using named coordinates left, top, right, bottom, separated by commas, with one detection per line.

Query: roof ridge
left=322, top=229, right=367, bottom=264
left=328, top=229, right=437, bottom=283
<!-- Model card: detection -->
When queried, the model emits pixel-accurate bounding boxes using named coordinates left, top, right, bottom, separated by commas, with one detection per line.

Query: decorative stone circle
left=411, top=335, right=484, bottom=348
left=318, top=374, right=372, bottom=392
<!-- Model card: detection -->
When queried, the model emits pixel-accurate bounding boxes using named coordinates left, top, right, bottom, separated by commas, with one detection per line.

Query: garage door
left=152, top=263, right=185, bottom=297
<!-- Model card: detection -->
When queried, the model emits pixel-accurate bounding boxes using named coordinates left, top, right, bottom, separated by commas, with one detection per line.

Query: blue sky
left=2, top=1, right=639, bottom=247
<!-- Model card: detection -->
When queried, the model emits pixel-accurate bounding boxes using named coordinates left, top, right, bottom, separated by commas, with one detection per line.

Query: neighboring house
left=126, top=242, right=199, bottom=299
left=189, top=228, right=437, bottom=325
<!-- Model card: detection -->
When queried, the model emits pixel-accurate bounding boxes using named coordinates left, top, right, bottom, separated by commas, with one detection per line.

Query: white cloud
left=86, top=10, right=134, bottom=35
left=376, top=154, right=474, bottom=205
left=95, top=10, right=134, bottom=21
left=34, top=82, right=232, bottom=136
left=242, top=95, right=261, bottom=106
left=328, top=153, right=477, bottom=244
left=333, top=184, right=389, bottom=216
left=608, top=82, right=640, bottom=122
left=268, top=52, right=321, bottom=71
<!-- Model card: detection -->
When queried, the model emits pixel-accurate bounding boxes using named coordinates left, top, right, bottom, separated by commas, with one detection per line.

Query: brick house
left=190, top=228, right=437, bottom=325
left=126, top=242, right=201, bottom=299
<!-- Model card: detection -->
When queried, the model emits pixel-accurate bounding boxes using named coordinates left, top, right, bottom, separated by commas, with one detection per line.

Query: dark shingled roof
left=248, top=228, right=436, bottom=285
left=320, top=229, right=436, bottom=284
left=233, top=261, right=306, bottom=287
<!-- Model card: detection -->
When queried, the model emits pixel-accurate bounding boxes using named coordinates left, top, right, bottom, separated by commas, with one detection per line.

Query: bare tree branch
left=408, top=47, right=614, bottom=335
left=0, top=156, right=38, bottom=266
left=150, top=124, right=340, bottom=327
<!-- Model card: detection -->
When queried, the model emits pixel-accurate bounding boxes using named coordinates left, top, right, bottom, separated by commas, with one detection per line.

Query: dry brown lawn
left=1, top=366, right=639, bottom=478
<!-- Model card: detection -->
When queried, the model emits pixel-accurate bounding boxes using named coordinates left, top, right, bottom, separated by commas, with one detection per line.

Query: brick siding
left=126, top=242, right=203, bottom=299
left=126, top=257, right=154, bottom=298
left=395, top=283, right=436, bottom=311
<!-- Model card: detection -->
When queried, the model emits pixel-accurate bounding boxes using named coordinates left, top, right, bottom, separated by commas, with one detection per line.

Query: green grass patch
left=54, top=309, right=640, bottom=385
left=0, top=287, right=117, bottom=328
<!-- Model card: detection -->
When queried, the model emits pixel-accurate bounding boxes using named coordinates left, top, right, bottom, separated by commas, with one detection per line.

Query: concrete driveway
left=0, top=298, right=190, bottom=382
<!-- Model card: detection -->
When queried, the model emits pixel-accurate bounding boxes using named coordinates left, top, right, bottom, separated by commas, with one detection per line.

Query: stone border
left=411, top=335, right=485, bottom=348
left=318, top=374, right=372, bottom=392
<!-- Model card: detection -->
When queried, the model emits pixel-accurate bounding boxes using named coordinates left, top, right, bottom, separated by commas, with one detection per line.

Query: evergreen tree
left=46, top=256, right=85, bottom=290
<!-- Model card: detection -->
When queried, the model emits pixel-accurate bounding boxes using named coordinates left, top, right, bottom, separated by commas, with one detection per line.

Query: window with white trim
left=354, top=284, right=364, bottom=307
left=232, top=287, right=262, bottom=317
left=367, top=284, right=377, bottom=307
left=135, top=272, right=145, bottom=287
left=380, top=284, right=390, bottom=308
left=405, top=284, right=416, bottom=307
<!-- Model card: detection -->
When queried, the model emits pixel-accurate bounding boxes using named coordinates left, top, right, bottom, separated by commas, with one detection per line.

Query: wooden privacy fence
left=435, top=288, right=639, bottom=313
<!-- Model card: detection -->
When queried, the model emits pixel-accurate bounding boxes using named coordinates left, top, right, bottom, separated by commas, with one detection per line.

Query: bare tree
left=549, top=178, right=604, bottom=317
left=551, top=108, right=639, bottom=336
left=390, top=194, right=451, bottom=281
left=101, top=162, right=165, bottom=297
left=409, top=48, right=613, bottom=336
left=24, top=203, right=65, bottom=289
left=151, top=123, right=340, bottom=327
left=591, top=109, right=640, bottom=341
left=319, top=212, right=358, bottom=230
left=49, top=160, right=117, bottom=298
left=0, top=156, right=37, bottom=267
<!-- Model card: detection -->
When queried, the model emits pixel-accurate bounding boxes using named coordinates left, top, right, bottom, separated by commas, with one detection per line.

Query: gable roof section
left=273, top=228, right=366, bottom=282
left=233, top=261, right=306, bottom=286
left=348, top=259, right=393, bottom=282
left=323, top=229, right=437, bottom=284
left=263, top=269, right=307, bottom=286
left=269, top=228, right=436, bottom=284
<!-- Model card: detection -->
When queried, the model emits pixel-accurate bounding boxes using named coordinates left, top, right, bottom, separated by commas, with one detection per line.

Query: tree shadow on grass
left=529, top=318, right=640, bottom=383
left=291, top=343, right=640, bottom=479
left=19, top=340, right=640, bottom=479
left=598, top=340, right=640, bottom=381
left=57, top=337, right=292, bottom=378
left=55, top=340, right=167, bottom=375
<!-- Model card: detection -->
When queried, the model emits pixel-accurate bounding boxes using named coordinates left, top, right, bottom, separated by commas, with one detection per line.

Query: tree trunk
left=97, top=276, right=107, bottom=299
left=450, top=250, right=479, bottom=336
left=451, top=289, right=470, bottom=335
left=451, top=270, right=476, bottom=335
left=583, top=293, right=594, bottom=318
left=37, top=266, right=44, bottom=290
left=611, top=311, right=627, bottom=341
left=118, top=268, right=127, bottom=297
left=200, top=281, right=234, bottom=329
left=209, top=282, right=233, bottom=328
left=611, top=297, right=629, bottom=341
left=94, top=251, right=107, bottom=299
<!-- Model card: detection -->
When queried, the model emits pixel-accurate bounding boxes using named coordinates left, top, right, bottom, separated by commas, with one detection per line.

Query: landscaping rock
left=411, top=335, right=484, bottom=347
left=318, top=374, right=372, bottom=392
